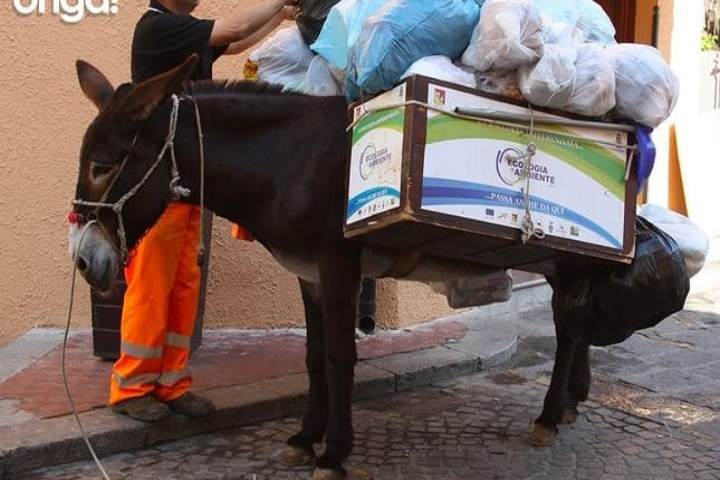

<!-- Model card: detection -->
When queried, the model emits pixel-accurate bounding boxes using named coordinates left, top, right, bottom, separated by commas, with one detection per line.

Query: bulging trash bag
left=304, top=55, right=346, bottom=96
left=401, top=56, right=477, bottom=89
left=311, top=0, right=387, bottom=70
left=250, top=26, right=315, bottom=92
left=297, top=0, right=342, bottom=45
left=550, top=218, right=690, bottom=347
left=520, top=43, right=616, bottom=117
left=533, top=0, right=616, bottom=45
left=639, top=204, right=710, bottom=278
left=605, top=43, right=680, bottom=127
left=519, top=44, right=577, bottom=110
left=250, top=26, right=345, bottom=96
left=570, top=43, right=616, bottom=116
left=348, top=0, right=481, bottom=99
left=461, top=0, right=545, bottom=73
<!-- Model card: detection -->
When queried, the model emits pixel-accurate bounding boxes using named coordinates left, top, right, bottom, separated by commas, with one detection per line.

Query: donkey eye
left=90, top=162, right=118, bottom=181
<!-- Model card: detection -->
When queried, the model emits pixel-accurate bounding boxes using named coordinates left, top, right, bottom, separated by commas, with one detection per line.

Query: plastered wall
left=0, top=1, right=453, bottom=346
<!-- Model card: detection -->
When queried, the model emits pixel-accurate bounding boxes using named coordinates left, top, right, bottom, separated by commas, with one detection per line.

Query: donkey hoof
left=279, top=446, right=314, bottom=467
left=312, top=468, right=372, bottom=480
left=347, top=468, right=373, bottom=480
left=560, top=408, right=579, bottom=425
left=528, top=423, right=557, bottom=447
left=312, top=468, right=345, bottom=480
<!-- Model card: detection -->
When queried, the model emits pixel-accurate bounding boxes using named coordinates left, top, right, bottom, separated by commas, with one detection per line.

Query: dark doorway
left=596, top=0, right=638, bottom=42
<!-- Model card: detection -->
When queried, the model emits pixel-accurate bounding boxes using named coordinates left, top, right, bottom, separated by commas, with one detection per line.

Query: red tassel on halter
left=67, top=211, right=84, bottom=225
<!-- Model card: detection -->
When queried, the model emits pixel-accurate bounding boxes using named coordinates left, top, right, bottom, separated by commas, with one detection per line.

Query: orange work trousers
left=110, top=203, right=201, bottom=405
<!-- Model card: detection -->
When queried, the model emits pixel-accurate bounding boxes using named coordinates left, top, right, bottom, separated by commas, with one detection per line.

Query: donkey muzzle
left=69, top=222, right=120, bottom=292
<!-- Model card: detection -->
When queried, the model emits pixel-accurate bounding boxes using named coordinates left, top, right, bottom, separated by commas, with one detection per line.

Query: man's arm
left=224, top=6, right=299, bottom=55
left=209, top=0, right=297, bottom=47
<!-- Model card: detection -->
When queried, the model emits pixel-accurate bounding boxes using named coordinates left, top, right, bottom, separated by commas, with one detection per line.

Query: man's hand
left=282, top=5, right=301, bottom=21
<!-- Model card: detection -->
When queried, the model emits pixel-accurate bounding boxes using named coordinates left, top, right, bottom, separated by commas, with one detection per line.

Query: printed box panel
left=421, top=83, right=629, bottom=250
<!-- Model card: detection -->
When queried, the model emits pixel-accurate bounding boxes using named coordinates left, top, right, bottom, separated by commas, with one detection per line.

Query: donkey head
left=69, top=55, right=198, bottom=291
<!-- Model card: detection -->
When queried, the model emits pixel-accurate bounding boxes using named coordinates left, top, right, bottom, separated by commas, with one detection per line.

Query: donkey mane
left=186, top=79, right=304, bottom=97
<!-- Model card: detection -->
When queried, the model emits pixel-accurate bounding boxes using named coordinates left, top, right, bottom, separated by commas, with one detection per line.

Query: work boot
left=111, top=396, right=171, bottom=423
left=167, top=392, right=216, bottom=418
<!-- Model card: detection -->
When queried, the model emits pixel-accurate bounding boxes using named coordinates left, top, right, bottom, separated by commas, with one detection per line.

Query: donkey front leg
left=313, top=250, right=362, bottom=480
left=561, top=337, right=591, bottom=425
left=282, top=279, right=328, bottom=467
left=530, top=332, right=580, bottom=447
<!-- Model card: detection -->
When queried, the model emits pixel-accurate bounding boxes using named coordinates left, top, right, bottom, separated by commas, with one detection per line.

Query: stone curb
left=0, top=310, right=522, bottom=477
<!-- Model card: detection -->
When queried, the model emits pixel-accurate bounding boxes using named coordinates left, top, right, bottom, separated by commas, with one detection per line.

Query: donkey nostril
left=76, top=257, right=89, bottom=272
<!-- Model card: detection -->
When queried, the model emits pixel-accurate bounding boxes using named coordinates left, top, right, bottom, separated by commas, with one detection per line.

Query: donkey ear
left=76, top=60, right=115, bottom=111
left=123, top=54, right=200, bottom=122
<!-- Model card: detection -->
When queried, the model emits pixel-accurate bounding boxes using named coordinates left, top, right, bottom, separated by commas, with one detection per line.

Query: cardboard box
left=344, top=76, right=637, bottom=275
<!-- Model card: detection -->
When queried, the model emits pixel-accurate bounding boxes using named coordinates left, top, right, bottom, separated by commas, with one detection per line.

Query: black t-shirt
left=131, top=0, right=228, bottom=84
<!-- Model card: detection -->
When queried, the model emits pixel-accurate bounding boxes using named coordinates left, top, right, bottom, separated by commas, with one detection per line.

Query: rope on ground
left=64, top=219, right=112, bottom=480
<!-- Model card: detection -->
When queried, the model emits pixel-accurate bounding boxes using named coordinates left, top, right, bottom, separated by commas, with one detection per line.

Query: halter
left=71, top=94, right=207, bottom=265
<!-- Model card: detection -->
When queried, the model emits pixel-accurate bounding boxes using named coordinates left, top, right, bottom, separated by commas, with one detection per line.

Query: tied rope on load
left=503, top=105, right=544, bottom=244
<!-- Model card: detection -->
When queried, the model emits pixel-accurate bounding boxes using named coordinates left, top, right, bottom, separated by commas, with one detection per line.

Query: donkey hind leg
left=282, top=279, right=327, bottom=467
left=530, top=334, right=580, bottom=447
left=312, top=249, right=363, bottom=480
left=561, top=338, right=591, bottom=425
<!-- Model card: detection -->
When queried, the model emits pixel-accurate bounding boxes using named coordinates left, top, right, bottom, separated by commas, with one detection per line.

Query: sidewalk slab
left=0, top=291, right=528, bottom=476
left=0, top=328, right=65, bottom=384
left=369, top=346, right=478, bottom=391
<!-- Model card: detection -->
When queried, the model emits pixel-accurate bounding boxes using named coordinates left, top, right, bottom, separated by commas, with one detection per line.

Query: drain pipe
left=358, top=278, right=377, bottom=334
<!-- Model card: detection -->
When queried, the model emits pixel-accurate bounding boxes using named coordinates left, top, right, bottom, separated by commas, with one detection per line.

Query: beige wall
left=0, top=1, right=452, bottom=346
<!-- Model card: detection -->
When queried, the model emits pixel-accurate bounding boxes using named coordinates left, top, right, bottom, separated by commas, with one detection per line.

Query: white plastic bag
left=519, top=44, right=577, bottom=110
left=639, top=204, right=710, bottom=278
left=401, top=56, right=477, bottom=88
left=250, top=26, right=345, bottom=96
left=461, top=0, right=545, bottom=72
left=304, top=55, right=346, bottom=96
left=520, top=43, right=615, bottom=117
left=250, top=26, right=315, bottom=91
left=533, top=0, right=616, bottom=45
left=570, top=43, right=616, bottom=116
left=605, top=44, right=680, bottom=127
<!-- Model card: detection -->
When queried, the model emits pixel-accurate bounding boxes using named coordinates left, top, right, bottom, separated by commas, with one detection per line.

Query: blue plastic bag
left=635, top=124, right=656, bottom=191
left=346, top=0, right=482, bottom=99
left=310, top=0, right=388, bottom=70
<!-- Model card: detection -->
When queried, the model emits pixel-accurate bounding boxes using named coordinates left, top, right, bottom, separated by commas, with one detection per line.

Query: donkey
left=70, top=55, right=521, bottom=479
left=71, top=53, right=674, bottom=476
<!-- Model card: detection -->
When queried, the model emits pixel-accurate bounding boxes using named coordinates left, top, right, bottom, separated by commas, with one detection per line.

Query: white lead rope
left=65, top=219, right=112, bottom=480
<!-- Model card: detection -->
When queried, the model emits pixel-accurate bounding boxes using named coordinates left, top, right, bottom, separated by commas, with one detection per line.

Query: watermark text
left=13, top=0, right=119, bottom=24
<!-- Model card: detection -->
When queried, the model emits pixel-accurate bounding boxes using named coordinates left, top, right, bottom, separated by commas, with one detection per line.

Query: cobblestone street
left=21, top=283, right=720, bottom=480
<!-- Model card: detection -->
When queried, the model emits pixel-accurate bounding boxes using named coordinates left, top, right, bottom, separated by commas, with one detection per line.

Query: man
left=111, top=0, right=299, bottom=423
